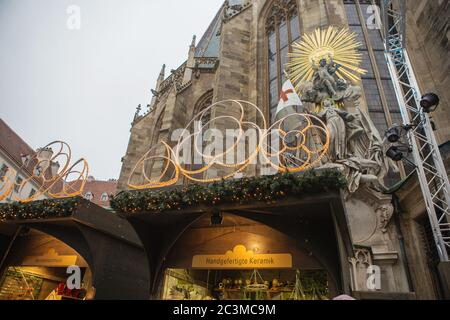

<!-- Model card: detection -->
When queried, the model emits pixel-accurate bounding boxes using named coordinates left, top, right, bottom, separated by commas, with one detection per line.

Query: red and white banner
left=275, top=80, right=303, bottom=129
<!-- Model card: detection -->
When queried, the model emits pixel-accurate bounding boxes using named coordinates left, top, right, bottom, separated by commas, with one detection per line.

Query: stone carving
left=318, top=99, right=347, bottom=162
left=313, top=57, right=342, bottom=98
left=223, top=0, right=252, bottom=22
left=348, top=248, right=373, bottom=291
left=377, top=204, right=394, bottom=233
left=132, top=104, right=143, bottom=126
left=301, top=60, right=398, bottom=194
left=159, top=64, right=186, bottom=94
left=287, top=27, right=397, bottom=194
left=300, top=76, right=363, bottom=107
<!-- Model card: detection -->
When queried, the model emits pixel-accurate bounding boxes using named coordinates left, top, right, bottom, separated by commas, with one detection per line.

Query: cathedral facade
left=1, top=0, right=449, bottom=301
left=111, top=0, right=450, bottom=300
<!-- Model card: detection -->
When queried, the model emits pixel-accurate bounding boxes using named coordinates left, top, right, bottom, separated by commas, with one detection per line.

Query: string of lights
left=127, top=100, right=331, bottom=189
left=0, top=141, right=89, bottom=203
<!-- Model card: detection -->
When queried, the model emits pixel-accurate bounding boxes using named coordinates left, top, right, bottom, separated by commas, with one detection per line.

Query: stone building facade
left=405, top=0, right=449, bottom=145
left=116, top=0, right=450, bottom=299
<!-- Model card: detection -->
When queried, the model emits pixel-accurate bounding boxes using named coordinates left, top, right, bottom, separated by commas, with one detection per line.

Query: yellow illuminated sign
left=22, top=249, right=78, bottom=267
left=192, top=245, right=293, bottom=269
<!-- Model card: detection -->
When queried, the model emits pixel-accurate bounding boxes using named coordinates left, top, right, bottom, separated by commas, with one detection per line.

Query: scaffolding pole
left=382, top=0, right=450, bottom=261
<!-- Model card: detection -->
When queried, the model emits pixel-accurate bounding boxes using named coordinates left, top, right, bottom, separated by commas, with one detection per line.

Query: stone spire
left=149, top=64, right=166, bottom=108
left=132, top=104, right=142, bottom=124
left=156, top=63, right=166, bottom=91
left=183, top=35, right=197, bottom=84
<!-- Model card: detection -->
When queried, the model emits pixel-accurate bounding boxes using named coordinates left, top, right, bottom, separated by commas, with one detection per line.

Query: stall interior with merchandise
left=162, top=268, right=329, bottom=300
left=0, top=229, right=94, bottom=300
left=157, top=211, right=342, bottom=301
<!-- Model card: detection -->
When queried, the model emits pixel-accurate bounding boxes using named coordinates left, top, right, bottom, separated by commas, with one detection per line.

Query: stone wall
left=117, top=71, right=216, bottom=191
left=115, top=0, right=439, bottom=298
left=405, top=0, right=450, bottom=145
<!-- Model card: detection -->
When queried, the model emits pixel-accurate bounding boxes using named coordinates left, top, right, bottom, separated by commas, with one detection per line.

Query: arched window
left=147, top=107, right=166, bottom=180
left=266, top=0, right=301, bottom=122
left=101, top=192, right=109, bottom=202
left=190, top=91, right=213, bottom=180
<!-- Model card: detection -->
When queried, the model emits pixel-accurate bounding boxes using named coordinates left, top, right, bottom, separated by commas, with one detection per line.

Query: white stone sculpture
left=300, top=61, right=398, bottom=194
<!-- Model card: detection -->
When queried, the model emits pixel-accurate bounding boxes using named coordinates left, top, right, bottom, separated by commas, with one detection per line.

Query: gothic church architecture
left=119, top=0, right=450, bottom=299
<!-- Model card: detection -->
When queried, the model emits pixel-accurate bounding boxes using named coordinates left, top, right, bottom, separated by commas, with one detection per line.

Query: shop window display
left=162, top=268, right=329, bottom=301
left=0, top=266, right=93, bottom=300
left=0, top=231, right=95, bottom=301
left=0, top=267, right=43, bottom=300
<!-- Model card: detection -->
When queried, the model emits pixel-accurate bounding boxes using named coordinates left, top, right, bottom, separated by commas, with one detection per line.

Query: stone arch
left=150, top=105, right=167, bottom=147
left=146, top=200, right=351, bottom=299
left=1, top=202, right=150, bottom=300
left=126, top=191, right=353, bottom=299
left=193, top=90, right=214, bottom=117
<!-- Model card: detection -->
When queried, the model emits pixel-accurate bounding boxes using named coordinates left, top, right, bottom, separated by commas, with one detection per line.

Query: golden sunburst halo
left=287, top=26, right=367, bottom=87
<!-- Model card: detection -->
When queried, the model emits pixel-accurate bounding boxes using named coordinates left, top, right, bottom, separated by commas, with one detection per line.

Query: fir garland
left=0, top=197, right=80, bottom=221
left=0, top=171, right=346, bottom=220
left=111, top=170, right=347, bottom=214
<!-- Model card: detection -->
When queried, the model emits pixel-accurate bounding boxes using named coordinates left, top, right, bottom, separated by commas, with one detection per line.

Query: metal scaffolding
left=382, top=0, right=450, bottom=261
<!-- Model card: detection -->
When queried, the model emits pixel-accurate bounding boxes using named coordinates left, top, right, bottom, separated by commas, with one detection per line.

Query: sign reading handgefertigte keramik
left=192, top=245, right=293, bottom=269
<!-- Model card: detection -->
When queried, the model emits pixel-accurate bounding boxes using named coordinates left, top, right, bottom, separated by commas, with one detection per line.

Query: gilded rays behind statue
left=287, top=26, right=367, bottom=87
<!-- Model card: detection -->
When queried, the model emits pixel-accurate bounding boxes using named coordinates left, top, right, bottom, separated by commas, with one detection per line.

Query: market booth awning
left=0, top=198, right=149, bottom=300
left=111, top=171, right=354, bottom=298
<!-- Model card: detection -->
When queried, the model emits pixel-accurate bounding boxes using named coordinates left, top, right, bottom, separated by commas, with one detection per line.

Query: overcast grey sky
left=0, top=0, right=224, bottom=180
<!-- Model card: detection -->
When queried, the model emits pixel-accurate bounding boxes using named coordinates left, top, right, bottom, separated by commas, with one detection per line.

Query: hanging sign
left=192, top=245, right=292, bottom=269
left=22, top=249, right=78, bottom=267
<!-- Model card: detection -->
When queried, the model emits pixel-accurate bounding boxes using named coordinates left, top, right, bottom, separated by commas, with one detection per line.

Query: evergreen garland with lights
left=111, top=170, right=347, bottom=214
left=0, top=197, right=80, bottom=221
left=0, top=171, right=347, bottom=220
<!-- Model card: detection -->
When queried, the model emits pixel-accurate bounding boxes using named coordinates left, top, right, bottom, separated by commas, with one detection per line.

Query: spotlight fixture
left=420, top=93, right=440, bottom=113
left=386, top=146, right=404, bottom=162
left=210, top=211, right=223, bottom=226
left=385, top=126, right=401, bottom=143
left=385, top=124, right=414, bottom=143
left=386, top=144, right=413, bottom=162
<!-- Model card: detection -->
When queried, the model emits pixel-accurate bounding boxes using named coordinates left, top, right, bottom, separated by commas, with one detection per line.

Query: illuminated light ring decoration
left=0, top=168, right=15, bottom=202
left=127, top=100, right=331, bottom=190
left=173, top=100, right=265, bottom=182
left=287, top=26, right=367, bottom=87
left=0, top=141, right=89, bottom=203
left=127, top=142, right=180, bottom=190
left=47, top=158, right=90, bottom=200
left=261, top=113, right=330, bottom=173
left=178, top=100, right=265, bottom=170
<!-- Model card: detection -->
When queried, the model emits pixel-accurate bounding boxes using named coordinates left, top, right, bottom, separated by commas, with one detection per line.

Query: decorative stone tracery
left=265, top=0, right=298, bottom=34
left=223, top=0, right=252, bottom=22
left=159, top=64, right=187, bottom=95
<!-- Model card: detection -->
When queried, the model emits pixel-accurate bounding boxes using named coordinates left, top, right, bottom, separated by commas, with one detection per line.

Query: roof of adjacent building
left=0, top=118, right=67, bottom=195
left=0, top=118, right=36, bottom=173
left=82, top=178, right=118, bottom=207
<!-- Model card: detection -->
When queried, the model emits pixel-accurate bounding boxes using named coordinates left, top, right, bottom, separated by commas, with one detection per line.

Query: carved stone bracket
left=223, top=1, right=252, bottom=23
left=194, top=57, right=219, bottom=72
left=351, top=187, right=395, bottom=234
left=372, top=247, right=399, bottom=265
left=177, top=81, right=192, bottom=94
left=159, top=63, right=187, bottom=95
